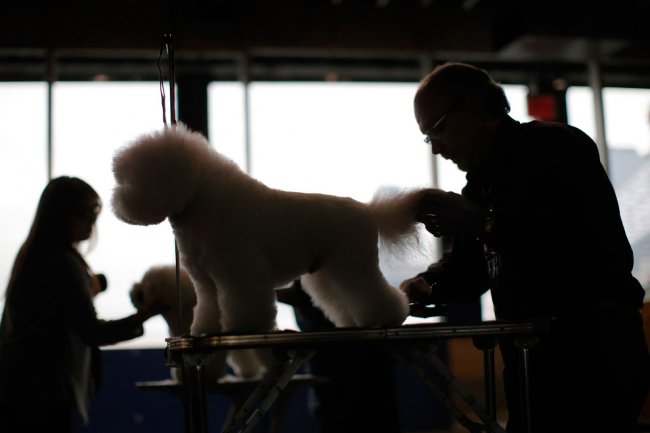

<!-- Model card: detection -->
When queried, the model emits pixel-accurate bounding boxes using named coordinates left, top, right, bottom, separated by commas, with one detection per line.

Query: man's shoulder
left=518, top=119, right=582, bottom=137
left=515, top=119, right=598, bottom=157
left=518, top=119, right=593, bottom=142
left=493, top=120, right=599, bottom=180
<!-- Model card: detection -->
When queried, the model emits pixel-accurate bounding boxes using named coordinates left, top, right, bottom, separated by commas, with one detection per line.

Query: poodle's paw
left=227, top=349, right=267, bottom=379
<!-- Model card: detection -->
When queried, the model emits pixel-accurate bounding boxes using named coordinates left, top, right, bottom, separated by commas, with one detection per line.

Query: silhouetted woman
left=0, top=176, right=158, bottom=433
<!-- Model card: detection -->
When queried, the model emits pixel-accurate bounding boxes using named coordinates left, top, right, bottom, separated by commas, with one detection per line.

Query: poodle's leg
left=163, top=306, right=195, bottom=338
left=342, top=267, right=410, bottom=327
left=215, top=266, right=280, bottom=372
left=216, top=270, right=278, bottom=334
left=187, top=269, right=268, bottom=379
left=306, top=248, right=410, bottom=328
left=299, top=205, right=410, bottom=328
left=300, top=273, right=356, bottom=327
left=226, top=349, right=266, bottom=378
left=191, top=282, right=223, bottom=336
left=185, top=269, right=228, bottom=382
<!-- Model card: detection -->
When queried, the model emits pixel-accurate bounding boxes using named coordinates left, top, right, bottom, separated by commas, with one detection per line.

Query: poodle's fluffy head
left=130, top=265, right=196, bottom=335
left=111, top=123, right=209, bottom=226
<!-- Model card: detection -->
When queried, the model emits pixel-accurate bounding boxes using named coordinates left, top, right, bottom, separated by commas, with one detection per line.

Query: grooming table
left=165, top=320, right=550, bottom=433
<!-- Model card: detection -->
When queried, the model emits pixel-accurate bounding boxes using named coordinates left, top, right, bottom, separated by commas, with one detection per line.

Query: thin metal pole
left=159, top=33, right=183, bottom=336
left=419, top=55, right=438, bottom=189
left=419, top=55, right=445, bottom=263
left=241, top=51, right=252, bottom=174
left=46, top=49, right=55, bottom=180
left=587, top=59, right=609, bottom=172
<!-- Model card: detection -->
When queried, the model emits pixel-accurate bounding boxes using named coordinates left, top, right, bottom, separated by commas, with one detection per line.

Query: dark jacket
left=420, top=116, right=645, bottom=320
left=418, top=116, right=650, bottom=432
left=0, top=245, right=143, bottom=421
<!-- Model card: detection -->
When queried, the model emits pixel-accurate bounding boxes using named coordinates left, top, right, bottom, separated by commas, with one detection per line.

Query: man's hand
left=399, top=276, right=433, bottom=304
left=400, top=276, right=448, bottom=318
left=416, top=190, right=489, bottom=237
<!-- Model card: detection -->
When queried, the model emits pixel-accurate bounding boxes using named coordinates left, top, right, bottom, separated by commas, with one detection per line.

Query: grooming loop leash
left=158, top=33, right=183, bottom=336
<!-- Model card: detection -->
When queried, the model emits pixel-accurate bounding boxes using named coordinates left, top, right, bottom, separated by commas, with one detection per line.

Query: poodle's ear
left=138, top=264, right=197, bottom=309
left=111, top=124, right=208, bottom=226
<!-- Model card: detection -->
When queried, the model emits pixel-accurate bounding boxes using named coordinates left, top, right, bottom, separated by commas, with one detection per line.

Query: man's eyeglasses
left=423, top=104, right=456, bottom=144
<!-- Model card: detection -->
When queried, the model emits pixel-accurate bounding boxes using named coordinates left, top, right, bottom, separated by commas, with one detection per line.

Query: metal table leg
left=181, top=363, right=208, bottom=433
left=473, top=336, right=498, bottom=421
left=513, top=335, right=540, bottom=433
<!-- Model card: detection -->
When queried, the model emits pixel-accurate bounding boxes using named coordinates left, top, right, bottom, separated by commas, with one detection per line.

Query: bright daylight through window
left=1, top=82, right=648, bottom=348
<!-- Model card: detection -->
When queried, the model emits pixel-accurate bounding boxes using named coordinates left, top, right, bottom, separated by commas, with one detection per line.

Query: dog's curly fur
left=130, top=265, right=265, bottom=379
left=113, top=123, right=430, bottom=336
left=130, top=265, right=196, bottom=337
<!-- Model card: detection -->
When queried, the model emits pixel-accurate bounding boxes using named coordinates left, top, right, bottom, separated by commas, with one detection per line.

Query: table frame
left=164, top=320, right=549, bottom=433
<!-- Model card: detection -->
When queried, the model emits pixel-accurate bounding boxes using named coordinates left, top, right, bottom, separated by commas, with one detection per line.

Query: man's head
left=414, top=62, right=510, bottom=172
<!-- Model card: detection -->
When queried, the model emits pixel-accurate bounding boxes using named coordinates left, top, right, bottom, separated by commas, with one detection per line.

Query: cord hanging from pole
left=158, top=33, right=183, bottom=336
left=158, top=33, right=177, bottom=126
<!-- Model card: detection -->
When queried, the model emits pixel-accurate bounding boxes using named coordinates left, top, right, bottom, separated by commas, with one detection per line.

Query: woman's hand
left=89, top=273, right=108, bottom=297
left=134, top=300, right=167, bottom=323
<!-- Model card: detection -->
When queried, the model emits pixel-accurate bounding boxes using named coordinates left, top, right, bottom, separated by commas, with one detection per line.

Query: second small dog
left=130, top=265, right=265, bottom=380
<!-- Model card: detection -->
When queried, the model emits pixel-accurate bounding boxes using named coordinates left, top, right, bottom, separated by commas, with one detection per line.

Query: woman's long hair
left=4, top=176, right=100, bottom=300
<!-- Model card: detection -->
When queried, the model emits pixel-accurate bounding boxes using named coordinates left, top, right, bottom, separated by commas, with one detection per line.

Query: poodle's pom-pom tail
left=111, top=123, right=209, bottom=226
left=368, top=187, right=432, bottom=256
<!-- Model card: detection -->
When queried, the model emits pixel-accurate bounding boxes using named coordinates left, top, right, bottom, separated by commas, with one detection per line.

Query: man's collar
left=466, top=115, right=519, bottom=182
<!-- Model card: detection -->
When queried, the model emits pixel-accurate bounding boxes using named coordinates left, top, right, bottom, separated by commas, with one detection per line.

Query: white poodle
left=112, top=123, right=430, bottom=337
left=130, top=265, right=265, bottom=380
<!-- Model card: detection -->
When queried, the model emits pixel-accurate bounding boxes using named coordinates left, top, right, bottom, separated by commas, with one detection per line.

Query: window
left=2, top=80, right=646, bottom=348
left=568, top=87, right=650, bottom=295
left=209, top=81, right=438, bottom=327
left=52, top=82, right=176, bottom=347
left=209, top=82, right=534, bottom=324
left=0, top=82, right=48, bottom=295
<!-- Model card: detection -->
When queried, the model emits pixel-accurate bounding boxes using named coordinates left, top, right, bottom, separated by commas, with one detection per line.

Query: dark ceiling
left=2, top=0, right=650, bottom=87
